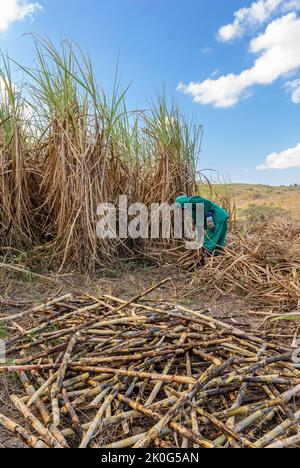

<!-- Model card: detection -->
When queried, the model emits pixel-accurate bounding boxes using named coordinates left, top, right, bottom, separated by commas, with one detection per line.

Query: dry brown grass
left=195, top=218, right=300, bottom=312
left=0, top=38, right=201, bottom=272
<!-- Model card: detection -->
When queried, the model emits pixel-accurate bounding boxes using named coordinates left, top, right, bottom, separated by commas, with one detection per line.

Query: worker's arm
left=189, top=196, right=216, bottom=231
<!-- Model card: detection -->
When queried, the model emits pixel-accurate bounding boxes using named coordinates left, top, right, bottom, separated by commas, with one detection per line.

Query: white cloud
left=285, top=79, right=300, bottom=102
left=257, top=142, right=300, bottom=169
left=218, top=0, right=300, bottom=42
left=280, top=0, right=300, bottom=11
left=0, top=0, right=41, bottom=33
left=178, top=13, right=300, bottom=108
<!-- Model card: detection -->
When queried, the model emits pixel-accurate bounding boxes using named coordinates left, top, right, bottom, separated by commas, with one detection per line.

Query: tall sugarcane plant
left=0, top=55, right=37, bottom=249
left=0, top=37, right=203, bottom=271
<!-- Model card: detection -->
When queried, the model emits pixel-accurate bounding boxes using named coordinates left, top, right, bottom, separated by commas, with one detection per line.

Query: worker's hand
left=206, top=212, right=216, bottom=232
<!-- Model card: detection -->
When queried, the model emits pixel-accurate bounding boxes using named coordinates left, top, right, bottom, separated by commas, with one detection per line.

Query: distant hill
left=199, top=183, right=300, bottom=221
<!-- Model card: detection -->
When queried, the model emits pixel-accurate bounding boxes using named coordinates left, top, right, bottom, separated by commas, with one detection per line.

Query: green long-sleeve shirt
left=175, top=195, right=229, bottom=252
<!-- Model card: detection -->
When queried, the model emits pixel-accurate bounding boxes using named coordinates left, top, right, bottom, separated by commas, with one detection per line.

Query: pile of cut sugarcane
left=1, top=279, right=300, bottom=449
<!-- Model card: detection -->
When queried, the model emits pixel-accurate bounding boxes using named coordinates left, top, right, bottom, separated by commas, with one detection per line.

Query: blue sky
left=1, top=0, right=300, bottom=185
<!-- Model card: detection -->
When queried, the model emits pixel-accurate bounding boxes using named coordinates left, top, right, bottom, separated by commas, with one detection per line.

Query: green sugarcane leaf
left=271, top=314, right=300, bottom=322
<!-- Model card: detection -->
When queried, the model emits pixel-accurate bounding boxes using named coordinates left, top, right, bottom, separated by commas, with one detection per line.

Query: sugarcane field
left=1, top=0, right=300, bottom=453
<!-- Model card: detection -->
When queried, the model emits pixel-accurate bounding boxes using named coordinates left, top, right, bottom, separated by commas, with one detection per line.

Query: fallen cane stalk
left=0, top=412, right=49, bottom=448
left=193, top=406, right=256, bottom=449
left=2, top=288, right=300, bottom=450
left=134, top=358, right=236, bottom=448
left=60, top=396, right=179, bottom=438
left=214, top=382, right=300, bottom=446
left=18, top=371, right=51, bottom=425
left=56, top=331, right=81, bottom=391
left=117, top=394, right=215, bottom=449
left=0, top=294, right=72, bottom=322
left=69, top=366, right=196, bottom=385
left=79, top=384, right=121, bottom=448
left=26, top=372, right=59, bottom=408
left=107, top=278, right=171, bottom=317
left=266, top=432, right=300, bottom=449
left=213, top=398, right=283, bottom=419
left=11, top=395, right=64, bottom=449
left=50, top=384, right=61, bottom=427
left=50, top=331, right=81, bottom=426
left=61, top=389, right=84, bottom=438
left=101, top=429, right=171, bottom=449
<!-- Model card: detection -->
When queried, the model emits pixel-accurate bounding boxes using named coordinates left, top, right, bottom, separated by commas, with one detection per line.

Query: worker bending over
left=175, top=195, right=229, bottom=254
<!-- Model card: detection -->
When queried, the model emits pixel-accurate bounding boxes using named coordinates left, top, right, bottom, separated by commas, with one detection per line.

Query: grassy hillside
left=198, top=183, right=300, bottom=222
left=230, top=184, right=300, bottom=221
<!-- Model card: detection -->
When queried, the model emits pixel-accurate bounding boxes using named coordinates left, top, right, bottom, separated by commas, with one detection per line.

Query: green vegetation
left=241, top=204, right=288, bottom=224
left=208, top=184, right=300, bottom=222
left=0, top=326, right=8, bottom=339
